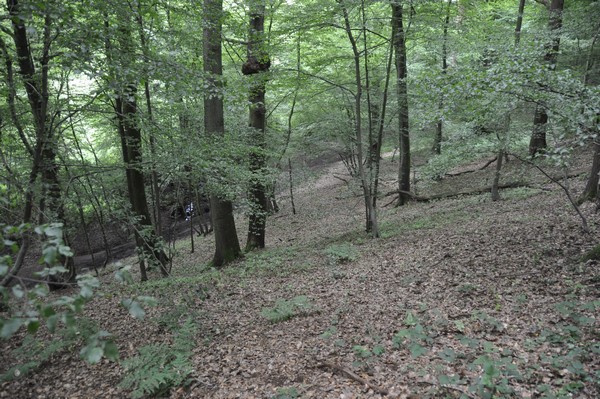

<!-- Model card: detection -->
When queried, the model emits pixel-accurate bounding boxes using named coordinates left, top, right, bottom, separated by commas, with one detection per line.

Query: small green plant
left=272, top=386, right=300, bottom=399
left=119, top=318, right=196, bottom=398
left=260, top=295, right=313, bottom=323
left=324, top=243, right=359, bottom=264
left=393, top=311, right=433, bottom=358
left=458, top=283, right=477, bottom=294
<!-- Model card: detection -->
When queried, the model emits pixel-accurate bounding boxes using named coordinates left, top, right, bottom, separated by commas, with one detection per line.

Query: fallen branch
left=444, top=156, right=498, bottom=177
left=317, top=361, right=389, bottom=396
left=383, top=181, right=533, bottom=205
left=332, top=174, right=350, bottom=184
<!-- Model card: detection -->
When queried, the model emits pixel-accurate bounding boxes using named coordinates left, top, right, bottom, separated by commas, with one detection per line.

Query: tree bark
left=3, top=0, right=75, bottom=287
left=529, top=0, right=564, bottom=157
left=392, top=1, right=411, bottom=206
left=434, top=0, right=451, bottom=155
left=203, top=0, right=242, bottom=266
left=579, top=137, right=600, bottom=203
left=244, top=0, right=269, bottom=251
left=111, top=17, right=168, bottom=280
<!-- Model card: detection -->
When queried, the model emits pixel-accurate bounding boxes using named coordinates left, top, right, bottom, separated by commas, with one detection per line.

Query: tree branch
left=317, top=362, right=389, bottom=396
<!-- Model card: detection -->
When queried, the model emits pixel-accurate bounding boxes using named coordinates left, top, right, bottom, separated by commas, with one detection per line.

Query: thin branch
left=508, top=153, right=589, bottom=233
left=317, top=362, right=389, bottom=396
left=281, top=67, right=356, bottom=97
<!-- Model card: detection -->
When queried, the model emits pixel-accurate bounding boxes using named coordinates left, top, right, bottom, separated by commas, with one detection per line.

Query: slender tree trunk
left=111, top=18, right=168, bottom=280
left=578, top=23, right=600, bottom=204
left=136, top=6, right=163, bottom=238
left=340, top=0, right=379, bottom=237
left=3, top=0, right=74, bottom=287
left=529, top=0, right=564, bottom=157
left=491, top=0, right=526, bottom=201
left=203, top=0, right=242, bottom=266
left=244, top=0, right=269, bottom=251
left=434, top=0, right=451, bottom=155
left=372, top=28, right=395, bottom=210
left=392, top=1, right=411, bottom=206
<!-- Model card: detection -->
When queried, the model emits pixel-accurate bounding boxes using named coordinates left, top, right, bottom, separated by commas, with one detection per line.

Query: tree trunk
left=491, top=0, right=527, bottom=201
left=244, top=0, right=269, bottom=251
left=529, top=0, right=564, bottom=157
left=112, top=19, right=168, bottom=280
left=340, top=0, right=379, bottom=237
left=434, top=0, right=451, bottom=155
left=203, top=0, right=242, bottom=266
left=579, top=136, right=600, bottom=203
left=392, top=1, right=411, bottom=206
left=135, top=5, right=163, bottom=239
left=4, top=0, right=74, bottom=287
left=116, top=90, right=168, bottom=280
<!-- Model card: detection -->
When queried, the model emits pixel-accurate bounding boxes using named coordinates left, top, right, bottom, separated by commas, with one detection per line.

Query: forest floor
left=1, top=150, right=599, bottom=398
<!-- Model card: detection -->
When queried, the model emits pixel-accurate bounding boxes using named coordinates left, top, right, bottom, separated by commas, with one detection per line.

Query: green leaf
left=122, top=299, right=145, bottom=319
left=81, top=346, right=103, bottom=364
left=372, top=344, right=385, bottom=356
left=80, top=285, right=93, bottom=299
left=114, top=266, right=134, bottom=285
left=454, top=320, right=465, bottom=332
left=404, top=311, right=418, bottom=326
left=41, top=305, right=55, bottom=318
left=12, top=285, right=24, bottom=299
left=1, top=318, right=22, bottom=338
left=26, top=320, right=40, bottom=334
left=408, top=343, right=428, bottom=358
left=46, top=314, right=59, bottom=333
left=103, top=341, right=119, bottom=361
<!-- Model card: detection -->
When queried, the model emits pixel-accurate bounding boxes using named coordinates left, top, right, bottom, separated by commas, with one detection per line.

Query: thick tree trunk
left=529, top=0, right=564, bottom=157
left=244, top=0, right=269, bottom=251
left=203, top=0, right=242, bottom=266
left=392, top=1, right=411, bottom=206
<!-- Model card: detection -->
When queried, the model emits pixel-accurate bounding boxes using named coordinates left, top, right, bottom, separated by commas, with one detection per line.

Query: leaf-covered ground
left=1, top=153, right=599, bottom=398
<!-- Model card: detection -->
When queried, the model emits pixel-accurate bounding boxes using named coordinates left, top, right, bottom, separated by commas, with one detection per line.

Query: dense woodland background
left=1, top=0, right=599, bottom=398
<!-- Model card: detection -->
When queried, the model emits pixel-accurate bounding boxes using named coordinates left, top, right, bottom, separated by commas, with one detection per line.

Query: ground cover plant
left=1, top=149, right=598, bottom=398
left=1, top=0, right=599, bottom=397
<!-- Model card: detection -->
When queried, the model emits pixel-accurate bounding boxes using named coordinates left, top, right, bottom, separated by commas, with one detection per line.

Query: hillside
left=1, top=153, right=599, bottom=399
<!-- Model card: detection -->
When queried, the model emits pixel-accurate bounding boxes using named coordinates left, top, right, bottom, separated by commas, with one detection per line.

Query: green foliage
left=260, top=296, right=313, bottom=323
left=234, top=247, right=313, bottom=278
left=581, top=244, right=600, bottom=262
left=272, top=386, right=300, bottom=399
left=119, top=319, right=196, bottom=399
left=0, top=317, right=100, bottom=382
left=324, top=242, right=359, bottom=264
left=393, top=312, right=434, bottom=359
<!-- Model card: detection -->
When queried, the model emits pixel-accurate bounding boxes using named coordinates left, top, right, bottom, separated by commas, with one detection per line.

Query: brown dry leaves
left=2, top=153, right=599, bottom=398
